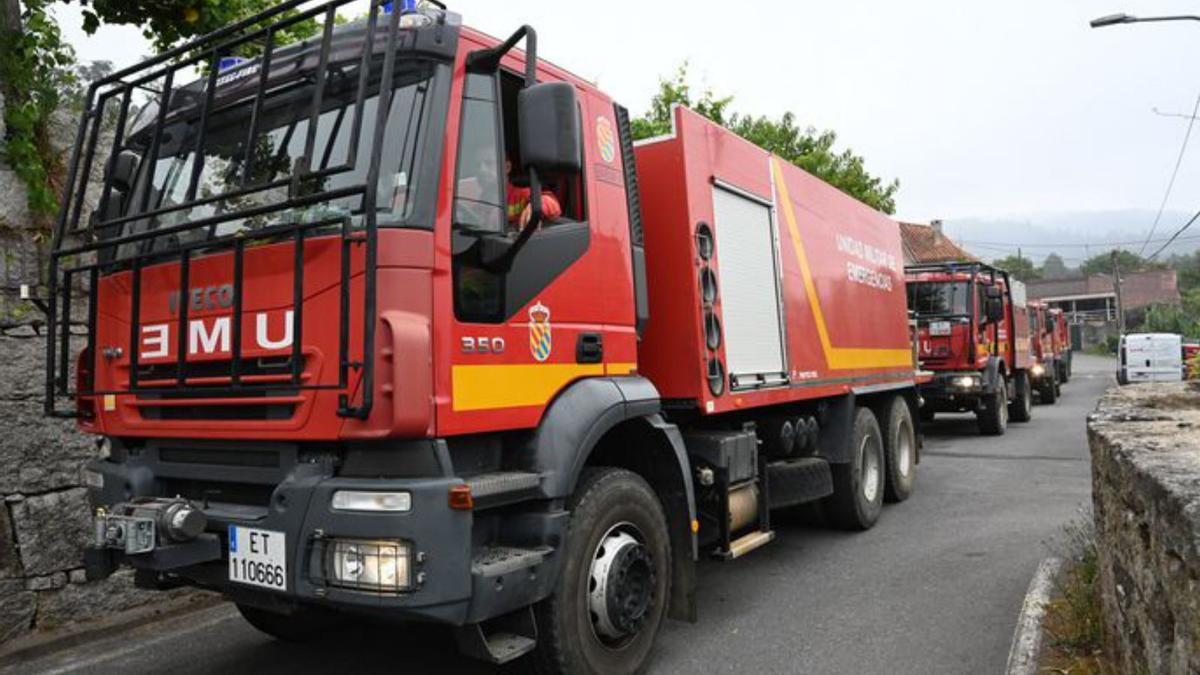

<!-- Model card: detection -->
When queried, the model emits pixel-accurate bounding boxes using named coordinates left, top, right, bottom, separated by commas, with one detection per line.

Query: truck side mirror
left=985, top=285, right=1003, bottom=300
left=107, top=150, right=141, bottom=193
left=985, top=298, right=1004, bottom=323
left=518, top=82, right=581, bottom=175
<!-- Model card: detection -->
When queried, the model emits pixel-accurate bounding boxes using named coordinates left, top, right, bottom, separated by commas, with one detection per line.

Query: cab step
left=472, top=545, right=552, bottom=577
left=725, top=530, right=775, bottom=559
left=465, top=471, right=542, bottom=509
left=453, top=607, right=538, bottom=664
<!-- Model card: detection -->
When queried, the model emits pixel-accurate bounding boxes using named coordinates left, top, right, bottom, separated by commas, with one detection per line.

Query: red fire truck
left=1027, top=301, right=1061, bottom=403
left=905, top=262, right=1034, bottom=434
left=1048, top=307, right=1072, bottom=383
left=41, top=2, right=925, bottom=672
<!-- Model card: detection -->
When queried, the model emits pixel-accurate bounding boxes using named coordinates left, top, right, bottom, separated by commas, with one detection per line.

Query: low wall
left=0, top=328, right=195, bottom=646
left=1088, top=383, right=1200, bottom=675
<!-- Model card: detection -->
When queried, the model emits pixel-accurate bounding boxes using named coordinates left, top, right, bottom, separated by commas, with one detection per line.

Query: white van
left=1117, top=333, right=1183, bottom=385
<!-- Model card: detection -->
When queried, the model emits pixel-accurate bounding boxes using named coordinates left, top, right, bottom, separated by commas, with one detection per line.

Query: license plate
left=929, top=321, right=952, bottom=336
left=228, top=526, right=287, bottom=591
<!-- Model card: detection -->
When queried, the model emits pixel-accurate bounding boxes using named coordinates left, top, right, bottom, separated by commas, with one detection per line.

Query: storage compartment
left=710, top=184, right=787, bottom=387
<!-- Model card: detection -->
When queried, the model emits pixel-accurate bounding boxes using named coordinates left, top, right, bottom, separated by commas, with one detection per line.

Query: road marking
left=26, top=606, right=239, bottom=675
left=926, top=449, right=1089, bottom=458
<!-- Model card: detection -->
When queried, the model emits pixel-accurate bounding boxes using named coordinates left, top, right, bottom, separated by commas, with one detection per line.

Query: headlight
left=325, top=539, right=411, bottom=592
left=331, top=491, right=411, bottom=512
left=1031, top=364, right=1046, bottom=377
left=952, top=375, right=979, bottom=388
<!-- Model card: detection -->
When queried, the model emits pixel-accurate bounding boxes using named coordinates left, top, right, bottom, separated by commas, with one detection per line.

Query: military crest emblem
left=529, top=302, right=552, bottom=362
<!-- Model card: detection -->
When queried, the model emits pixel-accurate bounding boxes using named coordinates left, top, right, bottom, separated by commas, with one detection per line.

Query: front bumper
left=918, top=371, right=992, bottom=412
left=83, top=442, right=554, bottom=626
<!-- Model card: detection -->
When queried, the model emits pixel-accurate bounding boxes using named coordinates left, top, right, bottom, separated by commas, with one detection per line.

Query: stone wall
left=0, top=90, right=186, bottom=647
left=1088, top=383, right=1200, bottom=675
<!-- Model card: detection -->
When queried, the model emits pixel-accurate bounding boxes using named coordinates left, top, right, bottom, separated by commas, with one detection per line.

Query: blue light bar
left=382, top=0, right=418, bottom=13
left=218, top=56, right=248, bottom=72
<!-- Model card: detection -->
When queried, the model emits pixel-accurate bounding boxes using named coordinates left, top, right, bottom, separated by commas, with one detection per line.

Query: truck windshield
left=117, top=58, right=442, bottom=256
left=908, top=281, right=970, bottom=317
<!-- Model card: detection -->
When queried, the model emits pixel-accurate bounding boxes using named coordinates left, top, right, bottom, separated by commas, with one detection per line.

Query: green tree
left=992, top=254, right=1041, bottom=282
left=0, top=0, right=76, bottom=221
left=632, top=64, right=900, bottom=214
left=1041, top=252, right=1072, bottom=280
left=74, top=1, right=318, bottom=56
left=1141, top=304, right=1199, bottom=338
left=0, top=0, right=318, bottom=219
left=1079, top=249, right=1160, bottom=277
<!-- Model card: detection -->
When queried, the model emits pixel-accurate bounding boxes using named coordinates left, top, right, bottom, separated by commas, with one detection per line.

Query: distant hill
left=938, top=210, right=1200, bottom=266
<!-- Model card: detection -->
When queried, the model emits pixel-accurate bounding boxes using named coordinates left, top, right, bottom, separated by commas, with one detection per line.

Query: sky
left=55, top=1, right=1200, bottom=259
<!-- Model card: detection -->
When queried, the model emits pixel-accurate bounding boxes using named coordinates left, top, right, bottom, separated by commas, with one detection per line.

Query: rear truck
left=1027, top=300, right=1061, bottom=404
left=40, top=2, right=925, bottom=672
left=1048, top=307, right=1072, bottom=383
left=905, top=262, right=1034, bottom=435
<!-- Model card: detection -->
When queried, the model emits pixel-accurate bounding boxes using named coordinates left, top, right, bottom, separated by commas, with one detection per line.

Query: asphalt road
left=4, top=355, right=1113, bottom=675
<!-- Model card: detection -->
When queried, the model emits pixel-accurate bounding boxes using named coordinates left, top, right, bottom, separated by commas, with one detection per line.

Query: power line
left=1139, top=87, right=1200, bottom=256
left=1147, top=207, right=1200, bottom=261
left=958, top=233, right=1200, bottom=249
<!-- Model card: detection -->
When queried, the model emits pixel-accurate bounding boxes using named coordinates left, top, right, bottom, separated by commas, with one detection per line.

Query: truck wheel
left=236, top=603, right=341, bottom=642
left=532, top=468, right=671, bottom=675
left=881, top=396, right=916, bottom=503
left=1039, top=372, right=1058, bottom=404
left=824, top=407, right=885, bottom=530
left=1009, top=371, right=1032, bottom=423
left=977, top=377, right=1008, bottom=436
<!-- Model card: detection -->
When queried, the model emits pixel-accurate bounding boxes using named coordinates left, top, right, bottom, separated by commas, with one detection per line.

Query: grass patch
left=1039, top=508, right=1120, bottom=674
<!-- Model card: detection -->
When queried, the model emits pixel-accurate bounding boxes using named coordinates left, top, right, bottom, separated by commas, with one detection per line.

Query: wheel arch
left=525, top=376, right=698, bottom=623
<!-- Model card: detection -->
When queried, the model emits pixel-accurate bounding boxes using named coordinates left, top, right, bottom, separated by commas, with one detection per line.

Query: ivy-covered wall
left=0, top=92, right=192, bottom=648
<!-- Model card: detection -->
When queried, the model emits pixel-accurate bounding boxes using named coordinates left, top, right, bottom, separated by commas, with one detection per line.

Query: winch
left=94, top=497, right=207, bottom=555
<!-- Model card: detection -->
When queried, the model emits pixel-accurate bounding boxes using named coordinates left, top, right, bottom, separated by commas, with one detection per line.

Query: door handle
left=576, top=333, right=603, bottom=364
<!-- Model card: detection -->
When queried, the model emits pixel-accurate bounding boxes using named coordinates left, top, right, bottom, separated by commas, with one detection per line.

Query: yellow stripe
left=452, top=361, right=639, bottom=412
left=453, top=363, right=604, bottom=411
left=605, top=362, right=637, bottom=375
left=771, top=158, right=914, bottom=371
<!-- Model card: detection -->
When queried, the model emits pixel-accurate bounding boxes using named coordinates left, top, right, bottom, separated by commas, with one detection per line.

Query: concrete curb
left=0, top=594, right=223, bottom=670
left=1006, top=556, right=1064, bottom=675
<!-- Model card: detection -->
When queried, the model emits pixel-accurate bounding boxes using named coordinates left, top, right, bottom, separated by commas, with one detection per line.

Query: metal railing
left=45, top=0, right=412, bottom=419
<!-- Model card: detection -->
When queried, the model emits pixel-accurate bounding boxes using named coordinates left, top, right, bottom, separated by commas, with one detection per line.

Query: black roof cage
left=904, top=260, right=1011, bottom=285
left=44, top=0, right=450, bottom=419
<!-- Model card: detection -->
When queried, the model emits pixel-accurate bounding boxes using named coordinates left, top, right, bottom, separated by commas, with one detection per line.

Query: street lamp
left=1090, top=12, right=1200, bottom=28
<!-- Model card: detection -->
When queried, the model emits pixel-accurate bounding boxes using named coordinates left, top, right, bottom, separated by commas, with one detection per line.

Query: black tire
left=977, top=377, right=1008, bottom=436
left=531, top=468, right=671, bottom=675
left=1053, top=368, right=1063, bottom=397
left=824, top=407, right=885, bottom=530
left=881, top=396, right=916, bottom=503
left=1009, top=370, right=1032, bottom=423
left=1039, top=370, right=1058, bottom=404
left=236, top=603, right=342, bottom=642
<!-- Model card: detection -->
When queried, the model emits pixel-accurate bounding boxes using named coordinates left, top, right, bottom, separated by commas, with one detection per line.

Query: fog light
left=952, top=375, right=979, bottom=389
left=326, top=539, right=411, bottom=592
left=331, top=491, right=411, bottom=513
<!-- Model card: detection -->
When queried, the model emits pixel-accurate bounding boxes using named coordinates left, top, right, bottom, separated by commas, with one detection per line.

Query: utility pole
left=1111, top=250, right=1126, bottom=334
